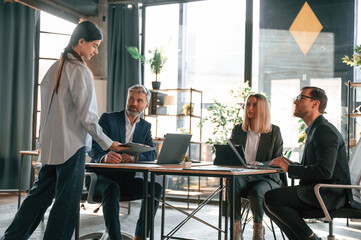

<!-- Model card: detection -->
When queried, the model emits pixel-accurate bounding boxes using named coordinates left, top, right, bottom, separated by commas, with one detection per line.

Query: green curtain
left=0, top=2, right=39, bottom=189
left=107, top=4, right=140, bottom=112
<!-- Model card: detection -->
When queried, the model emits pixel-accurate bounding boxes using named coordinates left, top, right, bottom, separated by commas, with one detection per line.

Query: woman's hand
left=109, top=141, right=130, bottom=152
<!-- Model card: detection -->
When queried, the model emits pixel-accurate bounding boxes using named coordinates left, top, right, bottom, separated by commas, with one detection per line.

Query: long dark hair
left=54, top=21, right=103, bottom=93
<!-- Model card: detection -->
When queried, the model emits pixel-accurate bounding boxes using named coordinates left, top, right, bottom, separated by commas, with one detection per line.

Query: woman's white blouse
left=39, top=55, right=112, bottom=165
left=244, top=130, right=261, bottom=164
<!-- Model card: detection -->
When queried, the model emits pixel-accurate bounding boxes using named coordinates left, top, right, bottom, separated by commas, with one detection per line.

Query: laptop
left=181, top=144, right=246, bottom=172
left=213, top=144, right=244, bottom=166
left=227, top=139, right=283, bottom=171
left=134, top=133, right=192, bottom=164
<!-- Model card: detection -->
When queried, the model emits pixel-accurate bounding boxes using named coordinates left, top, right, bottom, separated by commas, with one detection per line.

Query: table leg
left=218, top=178, right=223, bottom=240
left=142, top=171, right=148, bottom=239
left=150, top=173, right=155, bottom=240
left=230, top=176, right=235, bottom=240
left=161, top=175, right=166, bottom=239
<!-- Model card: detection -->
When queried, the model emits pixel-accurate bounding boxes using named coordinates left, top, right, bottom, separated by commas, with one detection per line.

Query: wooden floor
left=1, top=192, right=361, bottom=239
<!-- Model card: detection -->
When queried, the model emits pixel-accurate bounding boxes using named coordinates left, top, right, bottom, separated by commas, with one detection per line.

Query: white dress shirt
left=125, top=111, right=140, bottom=143
left=39, top=54, right=113, bottom=165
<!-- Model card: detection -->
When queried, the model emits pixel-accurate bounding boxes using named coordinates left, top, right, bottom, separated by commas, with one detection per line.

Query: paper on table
left=118, top=142, right=156, bottom=156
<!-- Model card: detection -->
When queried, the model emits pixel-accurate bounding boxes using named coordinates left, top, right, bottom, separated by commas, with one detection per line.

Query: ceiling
left=14, top=0, right=203, bottom=22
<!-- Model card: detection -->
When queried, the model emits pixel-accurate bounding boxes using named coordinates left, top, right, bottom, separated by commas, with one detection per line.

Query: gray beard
left=126, top=109, right=141, bottom=118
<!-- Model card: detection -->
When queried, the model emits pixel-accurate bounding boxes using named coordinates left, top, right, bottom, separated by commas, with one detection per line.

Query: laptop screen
left=226, top=139, right=248, bottom=167
left=157, top=133, right=192, bottom=164
left=213, top=142, right=245, bottom=166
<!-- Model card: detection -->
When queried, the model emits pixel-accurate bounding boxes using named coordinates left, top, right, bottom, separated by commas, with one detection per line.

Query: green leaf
left=125, top=46, right=146, bottom=64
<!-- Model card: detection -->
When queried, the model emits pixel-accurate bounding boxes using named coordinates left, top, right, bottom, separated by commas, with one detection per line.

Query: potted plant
left=199, top=82, right=254, bottom=154
left=341, top=44, right=361, bottom=68
left=125, top=46, right=167, bottom=89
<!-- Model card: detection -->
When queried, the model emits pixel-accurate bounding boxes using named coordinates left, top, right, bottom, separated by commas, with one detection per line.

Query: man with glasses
left=263, top=86, right=351, bottom=240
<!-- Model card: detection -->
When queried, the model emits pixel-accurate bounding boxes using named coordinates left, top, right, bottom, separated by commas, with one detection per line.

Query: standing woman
left=1, top=21, right=125, bottom=240
left=230, top=93, right=285, bottom=240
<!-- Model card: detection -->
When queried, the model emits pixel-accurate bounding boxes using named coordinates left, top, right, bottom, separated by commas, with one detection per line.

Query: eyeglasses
left=294, top=94, right=315, bottom=102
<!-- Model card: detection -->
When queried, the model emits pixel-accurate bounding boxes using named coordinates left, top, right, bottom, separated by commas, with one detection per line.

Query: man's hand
left=103, top=151, right=122, bottom=164
left=270, top=156, right=294, bottom=172
left=121, top=153, right=133, bottom=163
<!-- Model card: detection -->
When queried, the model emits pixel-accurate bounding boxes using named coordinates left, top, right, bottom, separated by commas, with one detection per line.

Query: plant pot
left=181, top=161, right=192, bottom=169
left=152, top=81, right=161, bottom=89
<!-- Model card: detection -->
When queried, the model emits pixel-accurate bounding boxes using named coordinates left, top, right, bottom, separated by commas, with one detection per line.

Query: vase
left=181, top=161, right=192, bottom=169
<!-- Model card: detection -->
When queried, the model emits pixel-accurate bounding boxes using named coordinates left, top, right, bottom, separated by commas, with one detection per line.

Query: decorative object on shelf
left=125, top=46, right=167, bottom=90
left=181, top=103, right=194, bottom=116
left=352, top=105, right=361, bottom=114
left=345, top=81, right=361, bottom=155
left=163, top=95, right=175, bottom=114
left=349, top=138, right=357, bottom=147
left=199, top=81, right=254, bottom=147
left=145, top=88, right=203, bottom=161
left=177, top=128, right=190, bottom=134
left=342, top=45, right=361, bottom=68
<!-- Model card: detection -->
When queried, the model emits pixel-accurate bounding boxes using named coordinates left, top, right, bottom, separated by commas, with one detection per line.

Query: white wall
left=94, top=79, right=107, bottom=115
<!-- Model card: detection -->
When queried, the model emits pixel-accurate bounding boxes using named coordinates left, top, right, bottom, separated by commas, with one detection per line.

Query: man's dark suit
left=88, top=110, right=161, bottom=240
left=89, top=110, right=156, bottom=164
left=264, top=115, right=350, bottom=240
left=288, top=115, right=350, bottom=209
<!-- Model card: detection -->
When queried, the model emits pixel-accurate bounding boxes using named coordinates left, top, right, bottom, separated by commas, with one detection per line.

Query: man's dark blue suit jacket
left=88, top=110, right=157, bottom=179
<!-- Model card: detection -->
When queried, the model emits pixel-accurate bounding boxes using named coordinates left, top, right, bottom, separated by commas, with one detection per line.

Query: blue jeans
left=1, top=147, right=86, bottom=240
left=90, top=174, right=163, bottom=240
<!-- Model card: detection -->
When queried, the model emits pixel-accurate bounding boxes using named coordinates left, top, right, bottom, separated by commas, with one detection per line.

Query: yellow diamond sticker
left=289, top=2, right=323, bottom=55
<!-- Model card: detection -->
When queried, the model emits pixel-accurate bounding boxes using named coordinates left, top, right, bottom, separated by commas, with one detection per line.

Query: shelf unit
left=145, top=88, right=203, bottom=161
left=346, top=81, right=361, bottom=160
left=145, top=88, right=204, bottom=206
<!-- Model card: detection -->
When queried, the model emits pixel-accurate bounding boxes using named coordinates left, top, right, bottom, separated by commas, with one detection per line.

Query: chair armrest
left=84, top=172, right=98, bottom=204
left=314, top=183, right=361, bottom=222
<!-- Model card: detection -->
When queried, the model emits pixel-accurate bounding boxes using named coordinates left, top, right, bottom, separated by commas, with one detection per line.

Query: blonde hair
left=242, top=93, right=272, bottom=133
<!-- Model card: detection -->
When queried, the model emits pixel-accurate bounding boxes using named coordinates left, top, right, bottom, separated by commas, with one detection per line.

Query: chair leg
left=280, top=229, right=286, bottom=240
left=327, top=220, right=335, bottom=240
left=242, top=205, right=251, bottom=231
left=128, top=201, right=131, bottom=215
left=94, top=203, right=102, bottom=213
left=270, top=220, right=277, bottom=240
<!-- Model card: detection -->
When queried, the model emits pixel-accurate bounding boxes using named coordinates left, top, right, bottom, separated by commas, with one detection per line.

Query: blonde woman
left=230, top=93, right=284, bottom=240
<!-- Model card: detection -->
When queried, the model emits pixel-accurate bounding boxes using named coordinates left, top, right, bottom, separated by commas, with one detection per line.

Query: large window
left=253, top=0, right=353, bottom=162
left=143, top=0, right=246, bottom=157
left=34, top=12, right=76, bottom=144
left=143, top=0, right=353, bottom=165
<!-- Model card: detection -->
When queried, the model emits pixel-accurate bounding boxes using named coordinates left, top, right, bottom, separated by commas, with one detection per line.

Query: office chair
left=299, top=140, right=361, bottom=240
left=75, top=172, right=137, bottom=240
